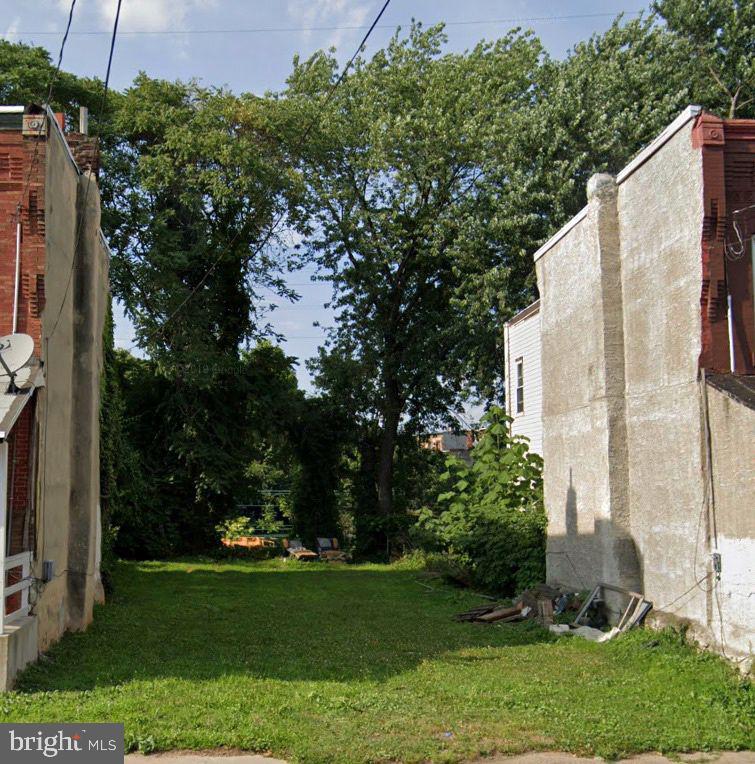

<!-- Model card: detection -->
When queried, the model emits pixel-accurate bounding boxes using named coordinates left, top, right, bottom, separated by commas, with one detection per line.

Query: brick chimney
left=58, top=107, right=100, bottom=175
left=65, top=133, right=100, bottom=175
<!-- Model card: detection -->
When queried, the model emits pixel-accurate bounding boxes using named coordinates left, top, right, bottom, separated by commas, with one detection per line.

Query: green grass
left=3, top=560, right=753, bottom=763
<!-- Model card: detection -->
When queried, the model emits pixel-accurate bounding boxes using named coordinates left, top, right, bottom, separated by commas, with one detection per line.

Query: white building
left=503, top=300, right=542, bottom=454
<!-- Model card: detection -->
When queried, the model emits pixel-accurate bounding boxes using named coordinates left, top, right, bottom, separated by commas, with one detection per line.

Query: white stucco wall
left=617, top=121, right=710, bottom=632
left=534, top=108, right=754, bottom=660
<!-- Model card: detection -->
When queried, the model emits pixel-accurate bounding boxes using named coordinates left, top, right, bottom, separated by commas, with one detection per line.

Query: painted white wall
left=504, top=306, right=542, bottom=455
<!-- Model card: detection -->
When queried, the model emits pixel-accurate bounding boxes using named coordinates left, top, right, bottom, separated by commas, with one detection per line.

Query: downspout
left=12, top=215, right=21, bottom=334
left=726, top=293, right=735, bottom=373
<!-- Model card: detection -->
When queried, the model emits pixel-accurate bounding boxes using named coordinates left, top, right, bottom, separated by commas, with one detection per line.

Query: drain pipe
left=727, top=293, right=736, bottom=373
left=12, top=214, right=21, bottom=334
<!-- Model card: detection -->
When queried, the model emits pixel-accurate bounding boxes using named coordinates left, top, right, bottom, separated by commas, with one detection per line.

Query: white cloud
left=3, top=16, right=21, bottom=41
left=286, top=0, right=371, bottom=48
left=56, top=0, right=217, bottom=33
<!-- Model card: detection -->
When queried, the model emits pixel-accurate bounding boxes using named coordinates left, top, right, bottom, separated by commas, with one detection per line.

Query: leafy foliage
left=289, top=397, right=350, bottom=547
left=0, top=39, right=107, bottom=128
left=654, top=0, right=755, bottom=117
left=286, top=25, right=543, bottom=534
left=417, top=406, right=545, bottom=594
left=110, top=343, right=302, bottom=558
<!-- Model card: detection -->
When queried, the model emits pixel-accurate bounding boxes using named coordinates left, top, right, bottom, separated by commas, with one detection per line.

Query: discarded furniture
left=573, top=583, right=652, bottom=631
left=282, top=538, right=319, bottom=561
left=316, top=537, right=349, bottom=562
left=222, top=536, right=277, bottom=549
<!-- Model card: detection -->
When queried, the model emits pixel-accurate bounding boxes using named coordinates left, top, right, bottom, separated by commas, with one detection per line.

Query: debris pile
left=455, top=581, right=652, bottom=642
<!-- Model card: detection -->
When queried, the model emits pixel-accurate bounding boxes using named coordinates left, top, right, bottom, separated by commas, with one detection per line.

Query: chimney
left=79, top=106, right=89, bottom=135
left=53, top=112, right=65, bottom=132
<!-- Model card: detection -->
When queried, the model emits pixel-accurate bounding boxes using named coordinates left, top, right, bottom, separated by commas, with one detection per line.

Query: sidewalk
left=126, top=751, right=755, bottom=764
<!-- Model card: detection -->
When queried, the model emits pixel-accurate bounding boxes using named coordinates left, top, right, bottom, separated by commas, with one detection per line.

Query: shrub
left=215, top=515, right=256, bottom=540
left=415, top=406, right=545, bottom=594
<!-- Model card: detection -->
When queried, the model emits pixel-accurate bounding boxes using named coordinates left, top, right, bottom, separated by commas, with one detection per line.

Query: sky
left=2, top=0, right=648, bottom=399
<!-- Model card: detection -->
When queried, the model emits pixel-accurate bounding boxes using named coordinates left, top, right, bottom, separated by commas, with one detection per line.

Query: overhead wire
left=6, top=0, right=79, bottom=574
left=11, top=0, right=78, bottom=287
left=5, top=12, right=642, bottom=38
left=46, top=0, right=123, bottom=341
left=123, top=0, right=393, bottom=354
left=39, top=0, right=123, bottom=567
left=13, top=0, right=78, bottom=213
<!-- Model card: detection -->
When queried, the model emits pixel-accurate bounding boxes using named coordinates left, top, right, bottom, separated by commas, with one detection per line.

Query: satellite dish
left=0, top=334, right=34, bottom=393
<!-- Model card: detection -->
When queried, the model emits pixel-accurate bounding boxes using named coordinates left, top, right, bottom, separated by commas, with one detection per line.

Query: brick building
left=0, top=105, right=109, bottom=688
left=534, top=106, right=754, bottom=660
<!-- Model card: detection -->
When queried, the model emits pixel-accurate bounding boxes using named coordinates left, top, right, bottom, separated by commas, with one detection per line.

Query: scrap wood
left=454, top=603, right=504, bottom=622
left=476, top=605, right=523, bottom=623
left=492, top=606, right=532, bottom=624
left=456, top=604, right=533, bottom=624
left=537, top=598, right=554, bottom=625
left=574, top=583, right=652, bottom=631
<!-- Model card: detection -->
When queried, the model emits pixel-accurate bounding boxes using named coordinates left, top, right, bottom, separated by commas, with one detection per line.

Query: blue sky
left=2, top=0, right=648, bottom=396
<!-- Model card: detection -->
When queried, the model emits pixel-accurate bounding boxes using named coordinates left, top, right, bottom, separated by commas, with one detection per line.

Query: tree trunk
left=377, top=378, right=402, bottom=558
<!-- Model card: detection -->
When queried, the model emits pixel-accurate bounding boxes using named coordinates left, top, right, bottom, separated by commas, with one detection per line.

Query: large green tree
left=654, top=0, right=755, bottom=117
left=285, top=25, right=543, bottom=545
left=0, top=39, right=106, bottom=125
left=101, top=75, right=300, bottom=524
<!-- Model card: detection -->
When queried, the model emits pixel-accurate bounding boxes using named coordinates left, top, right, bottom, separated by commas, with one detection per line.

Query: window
left=515, top=357, right=524, bottom=414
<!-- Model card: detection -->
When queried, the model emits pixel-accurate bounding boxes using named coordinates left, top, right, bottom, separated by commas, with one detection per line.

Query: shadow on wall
left=548, top=468, right=644, bottom=603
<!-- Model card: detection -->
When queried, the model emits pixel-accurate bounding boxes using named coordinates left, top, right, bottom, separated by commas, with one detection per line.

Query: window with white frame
left=515, top=357, right=524, bottom=414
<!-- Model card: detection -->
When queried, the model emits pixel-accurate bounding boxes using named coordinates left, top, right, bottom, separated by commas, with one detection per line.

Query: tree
left=112, top=342, right=303, bottom=557
left=286, top=25, right=543, bottom=549
left=0, top=39, right=106, bottom=126
left=101, top=76, right=301, bottom=527
left=289, top=397, right=350, bottom=547
left=654, top=0, right=755, bottom=117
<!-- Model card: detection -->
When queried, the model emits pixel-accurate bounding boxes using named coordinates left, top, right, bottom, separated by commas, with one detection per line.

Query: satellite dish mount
left=0, top=334, right=34, bottom=394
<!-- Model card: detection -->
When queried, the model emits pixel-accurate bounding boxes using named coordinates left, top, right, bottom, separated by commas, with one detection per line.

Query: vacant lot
left=3, top=560, right=752, bottom=763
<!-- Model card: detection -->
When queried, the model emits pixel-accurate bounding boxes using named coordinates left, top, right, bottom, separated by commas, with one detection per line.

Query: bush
left=415, top=406, right=545, bottom=594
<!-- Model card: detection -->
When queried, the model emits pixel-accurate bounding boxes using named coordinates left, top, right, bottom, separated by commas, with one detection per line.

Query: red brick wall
left=6, top=396, right=36, bottom=556
left=693, top=114, right=755, bottom=374
left=1, top=127, right=47, bottom=564
left=723, top=120, right=755, bottom=373
left=0, top=131, right=47, bottom=352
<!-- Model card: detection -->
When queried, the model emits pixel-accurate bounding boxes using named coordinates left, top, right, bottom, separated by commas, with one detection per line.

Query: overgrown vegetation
left=2, top=1, right=754, bottom=558
left=415, top=407, right=545, bottom=594
left=5, top=561, right=753, bottom=763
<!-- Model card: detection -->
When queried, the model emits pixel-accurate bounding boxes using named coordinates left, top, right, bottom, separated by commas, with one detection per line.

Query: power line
left=127, top=0, right=393, bottom=353
left=5, top=12, right=642, bottom=38
left=12, top=0, right=78, bottom=233
left=47, top=0, right=123, bottom=341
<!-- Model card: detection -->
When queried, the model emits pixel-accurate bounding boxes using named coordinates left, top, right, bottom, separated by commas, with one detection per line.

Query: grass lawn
left=3, top=559, right=752, bottom=763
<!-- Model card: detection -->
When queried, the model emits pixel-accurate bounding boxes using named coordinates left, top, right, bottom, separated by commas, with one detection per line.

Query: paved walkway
left=126, top=751, right=755, bottom=764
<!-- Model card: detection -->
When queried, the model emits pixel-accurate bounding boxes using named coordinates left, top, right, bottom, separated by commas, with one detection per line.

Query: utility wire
left=47, top=0, right=123, bottom=341
left=12, top=0, right=78, bottom=243
left=39, top=0, right=122, bottom=567
left=127, top=0, right=393, bottom=353
left=6, top=12, right=642, bottom=37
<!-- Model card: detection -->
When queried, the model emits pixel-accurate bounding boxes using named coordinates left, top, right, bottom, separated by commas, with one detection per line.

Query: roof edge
left=45, top=104, right=80, bottom=174
left=533, top=105, right=702, bottom=264
left=615, top=105, right=702, bottom=184
left=533, top=207, right=587, bottom=263
left=505, top=299, right=540, bottom=327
